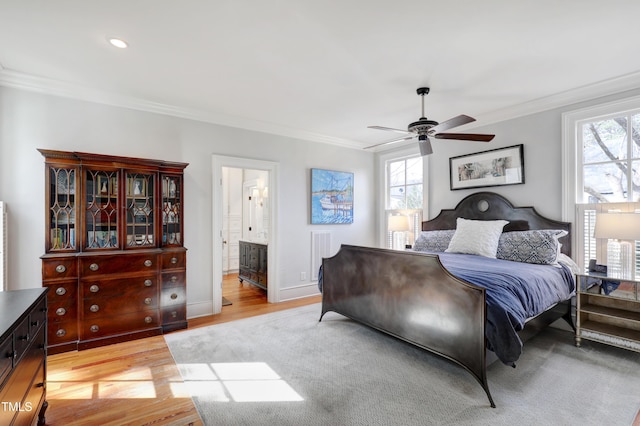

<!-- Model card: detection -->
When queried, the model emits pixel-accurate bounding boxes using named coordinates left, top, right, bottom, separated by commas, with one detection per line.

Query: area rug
left=165, top=303, right=640, bottom=426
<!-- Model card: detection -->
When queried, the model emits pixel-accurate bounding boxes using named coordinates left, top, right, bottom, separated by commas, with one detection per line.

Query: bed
left=318, top=192, right=576, bottom=407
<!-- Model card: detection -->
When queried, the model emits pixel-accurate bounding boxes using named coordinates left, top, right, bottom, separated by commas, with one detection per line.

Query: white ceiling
left=2, top=1, right=640, bottom=151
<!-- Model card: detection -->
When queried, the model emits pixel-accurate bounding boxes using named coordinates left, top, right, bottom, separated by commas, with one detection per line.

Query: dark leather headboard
left=422, top=192, right=572, bottom=256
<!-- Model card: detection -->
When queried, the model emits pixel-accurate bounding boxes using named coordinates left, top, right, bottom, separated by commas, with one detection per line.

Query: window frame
left=562, top=94, right=640, bottom=271
left=377, top=147, right=428, bottom=248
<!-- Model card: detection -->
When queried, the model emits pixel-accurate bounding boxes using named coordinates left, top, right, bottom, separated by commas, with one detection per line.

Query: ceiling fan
left=366, top=87, right=495, bottom=156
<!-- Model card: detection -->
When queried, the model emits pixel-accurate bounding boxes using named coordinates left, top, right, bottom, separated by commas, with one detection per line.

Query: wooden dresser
left=0, top=288, right=48, bottom=426
left=238, top=240, right=268, bottom=290
left=39, top=149, right=188, bottom=354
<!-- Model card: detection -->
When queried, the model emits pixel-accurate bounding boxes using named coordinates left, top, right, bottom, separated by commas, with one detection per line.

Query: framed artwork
left=449, top=144, right=525, bottom=191
left=311, top=168, right=354, bottom=224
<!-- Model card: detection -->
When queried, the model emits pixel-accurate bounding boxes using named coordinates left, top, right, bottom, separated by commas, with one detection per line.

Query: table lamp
left=594, top=212, right=640, bottom=279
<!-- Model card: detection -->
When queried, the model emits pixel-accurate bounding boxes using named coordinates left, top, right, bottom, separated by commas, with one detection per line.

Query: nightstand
left=575, top=272, right=640, bottom=352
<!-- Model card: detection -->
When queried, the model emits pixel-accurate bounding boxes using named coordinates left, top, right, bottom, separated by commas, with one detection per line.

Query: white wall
left=426, top=88, right=640, bottom=222
left=0, top=87, right=376, bottom=316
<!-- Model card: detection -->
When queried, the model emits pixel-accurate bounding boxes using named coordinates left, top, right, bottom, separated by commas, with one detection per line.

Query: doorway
left=212, top=155, right=279, bottom=315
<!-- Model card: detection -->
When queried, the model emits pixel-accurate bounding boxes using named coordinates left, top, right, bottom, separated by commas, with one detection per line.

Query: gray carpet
left=165, top=303, right=640, bottom=426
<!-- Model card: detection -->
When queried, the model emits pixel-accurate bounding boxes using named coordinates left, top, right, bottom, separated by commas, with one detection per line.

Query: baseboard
left=279, top=282, right=321, bottom=302
left=185, top=283, right=320, bottom=320
left=187, top=300, right=214, bottom=319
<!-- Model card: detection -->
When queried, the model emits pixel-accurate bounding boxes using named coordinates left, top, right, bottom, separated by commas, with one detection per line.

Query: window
left=384, top=156, right=424, bottom=249
left=563, top=96, right=640, bottom=274
left=579, top=113, right=640, bottom=203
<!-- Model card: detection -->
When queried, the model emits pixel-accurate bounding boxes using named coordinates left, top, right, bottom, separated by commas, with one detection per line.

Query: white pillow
left=445, top=218, right=509, bottom=258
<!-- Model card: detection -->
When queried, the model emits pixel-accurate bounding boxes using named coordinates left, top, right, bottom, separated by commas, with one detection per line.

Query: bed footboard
left=320, top=244, right=495, bottom=407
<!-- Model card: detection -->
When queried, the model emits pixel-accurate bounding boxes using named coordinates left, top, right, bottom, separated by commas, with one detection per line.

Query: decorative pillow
left=445, top=218, right=509, bottom=258
left=413, top=230, right=456, bottom=252
left=496, top=230, right=568, bottom=265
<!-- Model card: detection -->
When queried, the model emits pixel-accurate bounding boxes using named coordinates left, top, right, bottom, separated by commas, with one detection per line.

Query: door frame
left=212, top=155, right=279, bottom=314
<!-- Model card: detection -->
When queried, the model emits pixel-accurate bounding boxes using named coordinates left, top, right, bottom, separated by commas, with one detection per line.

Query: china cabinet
left=39, top=149, right=188, bottom=354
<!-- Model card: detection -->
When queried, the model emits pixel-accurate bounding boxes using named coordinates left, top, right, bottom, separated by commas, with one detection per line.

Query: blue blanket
left=436, top=252, right=575, bottom=365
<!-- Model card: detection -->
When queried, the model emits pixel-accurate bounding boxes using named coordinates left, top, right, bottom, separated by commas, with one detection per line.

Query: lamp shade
left=594, top=213, right=640, bottom=240
left=388, top=215, right=409, bottom=232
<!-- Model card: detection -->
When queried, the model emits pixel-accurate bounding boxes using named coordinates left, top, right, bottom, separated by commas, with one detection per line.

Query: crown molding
left=0, top=67, right=363, bottom=149
left=2, top=66, right=640, bottom=149
left=470, top=70, right=640, bottom=128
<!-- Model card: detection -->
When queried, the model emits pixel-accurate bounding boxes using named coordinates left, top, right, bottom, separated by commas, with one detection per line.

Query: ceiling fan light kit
left=366, top=87, right=495, bottom=155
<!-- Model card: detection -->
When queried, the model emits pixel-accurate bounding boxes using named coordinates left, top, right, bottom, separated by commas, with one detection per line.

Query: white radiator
left=311, top=231, right=332, bottom=280
left=0, top=202, right=6, bottom=291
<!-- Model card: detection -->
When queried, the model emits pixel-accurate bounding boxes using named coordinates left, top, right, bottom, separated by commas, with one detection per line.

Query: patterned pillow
left=413, top=230, right=456, bottom=252
left=496, top=230, right=568, bottom=265
left=445, top=218, right=509, bottom=258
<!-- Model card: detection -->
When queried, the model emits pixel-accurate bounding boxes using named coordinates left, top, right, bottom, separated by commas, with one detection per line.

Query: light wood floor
left=45, top=274, right=321, bottom=426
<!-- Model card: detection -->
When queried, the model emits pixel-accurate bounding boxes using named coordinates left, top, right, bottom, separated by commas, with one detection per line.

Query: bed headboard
left=422, top=192, right=572, bottom=256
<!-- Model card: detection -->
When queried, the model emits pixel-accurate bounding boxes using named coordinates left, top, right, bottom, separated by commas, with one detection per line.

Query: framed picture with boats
left=311, top=168, right=354, bottom=224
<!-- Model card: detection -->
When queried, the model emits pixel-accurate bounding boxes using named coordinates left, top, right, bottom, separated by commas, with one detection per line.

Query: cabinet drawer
left=14, top=361, right=45, bottom=426
left=82, top=288, right=158, bottom=317
left=13, top=317, right=31, bottom=365
left=161, top=286, right=186, bottom=307
left=45, top=280, right=78, bottom=301
left=0, top=336, right=13, bottom=388
left=162, top=251, right=186, bottom=269
left=0, top=327, right=45, bottom=406
left=29, top=299, right=47, bottom=336
left=162, top=271, right=185, bottom=288
left=162, top=305, right=186, bottom=324
left=81, top=275, right=158, bottom=300
left=80, top=253, right=159, bottom=276
left=81, top=310, right=159, bottom=339
left=48, top=297, right=78, bottom=325
left=43, top=257, right=77, bottom=279
left=48, top=321, right=79, bottom=345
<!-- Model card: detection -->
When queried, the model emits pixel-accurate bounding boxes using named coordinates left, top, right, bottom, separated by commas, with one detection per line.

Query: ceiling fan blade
left=428, top=114, right=476, bottom=134
left=367, top=125, right=411, bottom=135
left=364, top=135, right=415, bottom=149
left=434, top=133, right=495, bottom=142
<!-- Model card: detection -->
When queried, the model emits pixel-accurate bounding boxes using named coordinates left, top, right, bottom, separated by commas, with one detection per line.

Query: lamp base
left=607, top=239, right=633, bottom=279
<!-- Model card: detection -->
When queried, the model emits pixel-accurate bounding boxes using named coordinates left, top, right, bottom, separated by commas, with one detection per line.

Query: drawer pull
left=56, top=308, right=67, bottom=316
left=144, top=316, right=153, bottom=324
left=170, top=276, right=178, bottom=283
left=170, top=293, right=178, bottom=300
left=144, top=259, right=153, bottom=267
left=8, top=350, right=17, bottom=359
left=170, top=257, right=178, bottom=264
left=171, top=311, right=177, bottom=318
left=90, top=284, right=100, bottom=293
left=56, top=287, right=67, bottom=296
left=90, top=325, right=99, bottom=333
left=36, top=382, right=45, bottom=388
left=89, top=263, right=99, bottom=271
left=144, top=279, right=153, bottom=287
left=56, top=264, right=67, bottom=273
left=144, top=297, right=152, bottom=305
left=19, top=333, right=30, bottom=342
left=56, top=329, right=66, bottom=337
left=31, top=320, right=40, bottom=327
left=90, top=304, right=100, bottom=313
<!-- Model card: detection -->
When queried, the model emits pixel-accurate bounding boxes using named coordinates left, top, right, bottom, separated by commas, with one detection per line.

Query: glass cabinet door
left=126, top=172, right=155, bottom=247
left=85, top=169, right=119, bottom=249
left=161, top=175, right=182, bottom=246
left=48, top=167, right=77, bottom=251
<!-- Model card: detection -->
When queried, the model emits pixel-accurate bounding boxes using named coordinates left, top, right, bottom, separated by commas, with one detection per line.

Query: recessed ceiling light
left=108, top=38, right=128, bottom=49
